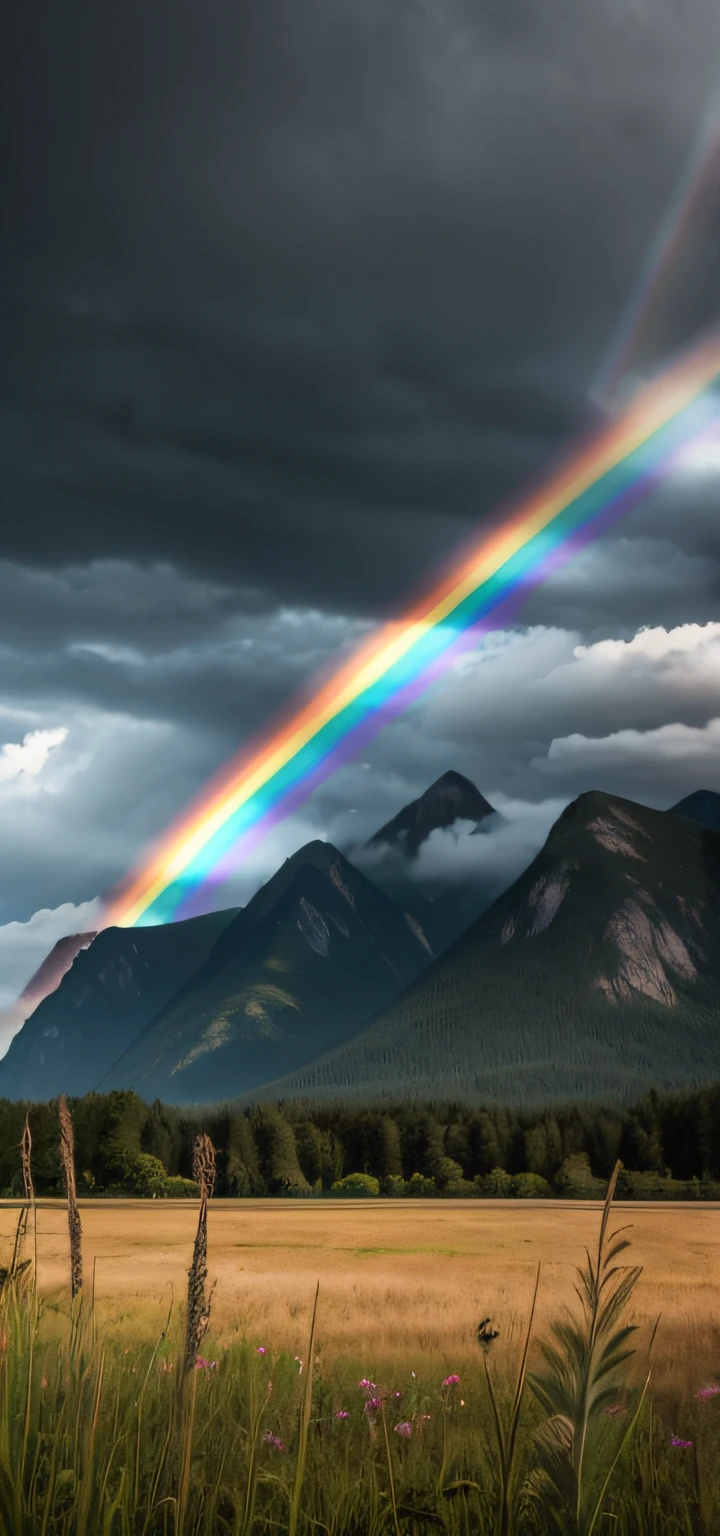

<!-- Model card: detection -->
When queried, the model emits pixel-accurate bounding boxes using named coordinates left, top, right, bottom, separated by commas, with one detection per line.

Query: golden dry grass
left=5, top=1198, right=719, bottom=1394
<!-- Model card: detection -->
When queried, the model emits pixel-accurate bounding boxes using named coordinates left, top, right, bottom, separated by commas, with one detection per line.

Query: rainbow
left=102, top=328, right=720, bottom=929
left=591, top=88, right=720, bottom=406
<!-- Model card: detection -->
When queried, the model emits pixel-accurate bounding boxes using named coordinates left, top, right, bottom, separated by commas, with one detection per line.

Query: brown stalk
left=183, top=1133, right=216, bottom=1374
left=58, top=1095, right=83, bottom=1298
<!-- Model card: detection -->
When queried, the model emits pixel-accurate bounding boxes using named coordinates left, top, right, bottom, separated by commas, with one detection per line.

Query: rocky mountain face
left=97, top=841, right=435, bottom=1104
left=245, top=792, right=720, bottom=1108
left=0, top=908, right=239, bottom=1101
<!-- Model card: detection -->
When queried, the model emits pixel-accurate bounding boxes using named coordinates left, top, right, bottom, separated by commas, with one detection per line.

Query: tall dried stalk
left=9, top=1115, right=35, bottom=1283
left=58, top=1095, right=83, bottom=1298
left=183, top=1133, right=216, bottom=1374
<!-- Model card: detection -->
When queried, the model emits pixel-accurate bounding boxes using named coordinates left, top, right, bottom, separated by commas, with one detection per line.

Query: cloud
left=0, top=727, right=67, bottom=785
left=537, top=718, right=720, bottom=784
left=353, top=794, right=570, bottom=920
left=0, top=896, right=104, bottom=1057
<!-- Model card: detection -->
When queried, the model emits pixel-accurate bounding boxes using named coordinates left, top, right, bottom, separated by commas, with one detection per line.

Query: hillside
left=670, top=788, right=720, bottom=833
left=0, top=908, right=239, bottom=1101
left=98, top=842, right=435, bottom=1104
left=243, top=792, right=720, bottom=1107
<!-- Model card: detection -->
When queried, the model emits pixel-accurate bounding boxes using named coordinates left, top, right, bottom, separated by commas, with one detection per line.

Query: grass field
left=6, top=1197, right=718, bottom=1396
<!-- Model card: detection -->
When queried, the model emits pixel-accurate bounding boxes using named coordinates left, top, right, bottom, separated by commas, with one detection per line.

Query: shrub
left=381, top=1174, right=407, bottom=1196
left=553, top=1153, right=607, bottom=1199
left=512, top=1171, right=552, bottom=1198
left=405, top=1172, right=437, bottom=1197
left=330, top=1172, right=380, bottom=1196
left=475, top=1167, right=513, bottom=1198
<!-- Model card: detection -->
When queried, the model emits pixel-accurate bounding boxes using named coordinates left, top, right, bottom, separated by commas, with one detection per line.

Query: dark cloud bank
left=1, top=0, right=720, bottom=991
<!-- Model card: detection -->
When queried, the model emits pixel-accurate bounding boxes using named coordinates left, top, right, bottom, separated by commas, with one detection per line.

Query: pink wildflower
left=257, top=1346, right=266, bottom=1355
left=442, top=1374, right=460, bottom=1388
left=335, top=1410, right=350, bottom=1419
left=695, top=1385, right=720, bottom=1400
left=670, top=1436, right=693, bottom=1448
left=359, top=1378, right=377, bottom=1392
left=194, top=1356, right=217, bottom=1370
left=262, top=1431, right=284, bottom=1451
left=394, top=1421, right=413, bottom=1437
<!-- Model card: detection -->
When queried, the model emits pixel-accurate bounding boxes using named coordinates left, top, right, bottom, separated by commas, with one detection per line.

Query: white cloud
left=536, top=718, right=720, bottom=778
left=0, top=896, right=104, bottom=1058
left=355, top=794, right=569, bottom=893
left=0, top=728, right=67, bottom=785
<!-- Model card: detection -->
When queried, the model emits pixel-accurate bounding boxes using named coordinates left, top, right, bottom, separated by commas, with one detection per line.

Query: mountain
left=670, top=789, right=720, bottom=833
left=15, top=930, right=98, bottom=1019
left=97, top=841, right=435, bottom=1104
left=360, top=770, right=505, bottom=950
left=244, top=792, right=720, bottom=1108
left=0, top=908, right=239, bottom=1101
left=367, top=770, right=497, bottom=856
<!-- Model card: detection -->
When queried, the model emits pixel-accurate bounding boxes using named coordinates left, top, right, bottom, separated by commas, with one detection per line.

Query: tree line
left=0, top=1083, right=717, bottom=1199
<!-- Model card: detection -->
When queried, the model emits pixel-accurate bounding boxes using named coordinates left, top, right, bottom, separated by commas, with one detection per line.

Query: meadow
left=6, top=1194, right=719, bottom=1395
left=0, top=1178, right=718, bottom=1534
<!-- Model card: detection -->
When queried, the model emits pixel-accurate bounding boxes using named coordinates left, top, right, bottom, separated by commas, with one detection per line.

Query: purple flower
left=670, top=1436, right=693, bottom=1448
left=194, top=1357, right=217, bottom=1370
left=262, top=1431, right=284, bottom=1451
left=335, top=1410, right=350, bottom=1420
left=359, top=1378, right=378, bottom=1392
left=695, top=1385, right=720, bottom=1400
left=364, top=1397, right=384, bottom=1413
left=257, top=1346, right=266, bottom=1356
left=394, top=1421, right=413, bottom=1438
left=442, top=1374, right=460, bottom=1388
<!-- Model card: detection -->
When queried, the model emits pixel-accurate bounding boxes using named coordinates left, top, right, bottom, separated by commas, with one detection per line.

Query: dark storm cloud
left=3, top=0, right=720, bottom=967
left=2, top=0, right=720, bottom=614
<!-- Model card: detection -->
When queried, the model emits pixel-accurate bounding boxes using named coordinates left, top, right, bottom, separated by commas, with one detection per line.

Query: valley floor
left=3, top=1198, right=718, bottom=1394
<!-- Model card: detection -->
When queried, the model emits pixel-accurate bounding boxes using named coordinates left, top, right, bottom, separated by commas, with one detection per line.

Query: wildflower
left=411, top=1371, right=416, bottom=1378
left=442, top=1374, right=460, bottom=1388
left=257, top=1346, right=266, bottom=1356
left=262, top=1431, right=284, bottom=1451
left=394, top=1390, right=402, bottom=1399
left=194, top=1356, right=217, bottom=1370
left=364, top=1397, right=384, bottom=1413
left=603, top=1402, right=627, bottom=1418
left=335, top=1410, right=350, bottom=1420
left=394, top=1421, right=413, bottom=1437
left=359, top=1378, right=378, bottom=1392
left=695, top=1385, right=720, bottom=1400
left=670, top=1436, right=693, bottom=1448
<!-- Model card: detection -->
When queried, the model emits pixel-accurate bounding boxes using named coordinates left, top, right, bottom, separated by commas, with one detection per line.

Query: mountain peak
left=367, top=770, right=496, bottom=857
left=669, top=789, right=720, bottom=832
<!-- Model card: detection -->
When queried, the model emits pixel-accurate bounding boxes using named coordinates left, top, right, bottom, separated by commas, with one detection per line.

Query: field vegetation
left=0, top=1099, right=717, bottom=1533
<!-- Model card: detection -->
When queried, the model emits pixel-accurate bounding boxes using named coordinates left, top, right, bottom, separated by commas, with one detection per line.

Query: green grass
left=0, top=1168, right=718, bottom=1535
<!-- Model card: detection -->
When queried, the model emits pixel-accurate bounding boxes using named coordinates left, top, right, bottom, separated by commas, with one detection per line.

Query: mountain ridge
left=237, top=791, right=720, bottom=1108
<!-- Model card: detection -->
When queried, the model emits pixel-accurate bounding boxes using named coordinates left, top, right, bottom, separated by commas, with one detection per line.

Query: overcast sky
left=2, top=0, right=720, bottom=1001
